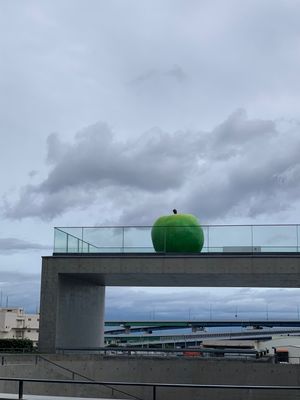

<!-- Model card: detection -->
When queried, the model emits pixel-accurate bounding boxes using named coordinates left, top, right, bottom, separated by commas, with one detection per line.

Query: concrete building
left=0, top=308, right=39, bottom=345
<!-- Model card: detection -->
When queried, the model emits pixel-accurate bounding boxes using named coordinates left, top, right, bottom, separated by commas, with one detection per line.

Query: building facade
left=0, top=308, right=39, bottom=345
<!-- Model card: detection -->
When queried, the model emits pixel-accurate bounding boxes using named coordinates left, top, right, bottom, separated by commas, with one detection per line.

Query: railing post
left=207, top=225, right=210, bottom=253
left=153, top=385, right=156, bottom=400
left=18, top=380, right=23, bottom=399
left=122, top=227, right=125, bottom=252
left=81, top=227, right=84, bottom=252
left=1, top=356, right=4, bottom=365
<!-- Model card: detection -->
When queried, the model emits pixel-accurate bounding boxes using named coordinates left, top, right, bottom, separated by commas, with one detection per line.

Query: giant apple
left=151, top=210, right=204, bottom=253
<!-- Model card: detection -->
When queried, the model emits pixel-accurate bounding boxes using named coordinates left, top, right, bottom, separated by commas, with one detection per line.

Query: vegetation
left=0, top=339, right=34, bottom=352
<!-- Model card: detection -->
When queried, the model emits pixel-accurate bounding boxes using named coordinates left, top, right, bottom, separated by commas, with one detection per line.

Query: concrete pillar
left=39, top=258, right=59, bottom=353
left=56, top=275, right=105, bottom=349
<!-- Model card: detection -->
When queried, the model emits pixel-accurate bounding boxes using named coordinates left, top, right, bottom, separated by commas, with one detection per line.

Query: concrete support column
left=56, top=275, right=105, bottom=349
left=39, top=258, right=59, bottom=353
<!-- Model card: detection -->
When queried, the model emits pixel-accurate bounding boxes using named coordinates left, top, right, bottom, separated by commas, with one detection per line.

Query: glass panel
left=83, top=227, right=123, bottom=252
left=124, top=227, right=153, bottom=252
left=253, top=225, right=297, bottom=252
left=53, top=224, right=300, bottom=253
left=201, top=225, right=209, bottom=253
left=60, top=227, right=83, bottom=238
left=81, top=241, right=89, bottom=253
left=54, top=228, right=68, bottom=253
left=208, top=226, right=252, bottom=252
left=67, top=235, right=79, bottom=253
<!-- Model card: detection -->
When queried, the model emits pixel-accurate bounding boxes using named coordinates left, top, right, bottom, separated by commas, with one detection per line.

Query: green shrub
left=0, top=339, right=33, bottom=352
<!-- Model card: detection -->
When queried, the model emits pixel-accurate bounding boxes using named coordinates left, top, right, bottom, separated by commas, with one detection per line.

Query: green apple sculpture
left=151, top=209, right=204, bottom=252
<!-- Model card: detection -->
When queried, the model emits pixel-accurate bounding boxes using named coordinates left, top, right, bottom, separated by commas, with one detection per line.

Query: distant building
left=257, top=335, right=300, bottom=364
left=0, top=308, right=39, bottom=345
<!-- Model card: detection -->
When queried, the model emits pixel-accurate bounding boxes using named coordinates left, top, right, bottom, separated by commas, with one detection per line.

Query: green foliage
left=0, top=339, right=33, bottom=352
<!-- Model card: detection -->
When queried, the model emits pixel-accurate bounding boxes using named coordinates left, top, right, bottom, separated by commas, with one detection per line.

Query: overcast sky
left=0, top=0, right=300, bottom=317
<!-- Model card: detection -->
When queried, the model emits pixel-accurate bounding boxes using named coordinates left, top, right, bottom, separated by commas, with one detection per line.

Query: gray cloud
left=165, top=65, right=187, bottom=82
left=106, top=287, right=300, bottom=320
left=4, top=110, right=300, bottom=223
left=0, top=271, right=40, bottom=313
left=28, top=170, right=38, bottom=178
left=0, top=238, right=50, bottom=253
left=131, top=65, right=187, bottom=86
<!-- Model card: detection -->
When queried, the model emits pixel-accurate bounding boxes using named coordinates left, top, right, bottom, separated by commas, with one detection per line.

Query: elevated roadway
left=104, top=320, right=300, bottom=334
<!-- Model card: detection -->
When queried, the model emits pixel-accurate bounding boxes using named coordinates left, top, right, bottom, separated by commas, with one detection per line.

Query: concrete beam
left=44, top=253, right=300, bottom=287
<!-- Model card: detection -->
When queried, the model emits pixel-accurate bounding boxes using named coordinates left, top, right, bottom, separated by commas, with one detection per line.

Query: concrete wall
left=0, top=354, right=299, bottom=400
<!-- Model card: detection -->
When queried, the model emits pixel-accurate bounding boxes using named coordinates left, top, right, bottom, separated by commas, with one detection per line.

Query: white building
left=0, top=308, right=39, bottom=345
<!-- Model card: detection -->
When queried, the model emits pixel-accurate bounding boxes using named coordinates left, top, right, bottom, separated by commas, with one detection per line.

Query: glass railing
left=53, top=224, right=300, bottom=254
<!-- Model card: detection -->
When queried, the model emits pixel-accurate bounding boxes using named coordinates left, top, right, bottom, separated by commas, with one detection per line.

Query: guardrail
left=53, top=224, right=300, bottom=254
left=0, top=376, right=298, bottom=400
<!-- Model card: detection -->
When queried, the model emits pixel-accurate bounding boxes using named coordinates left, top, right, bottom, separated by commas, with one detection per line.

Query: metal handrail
left=0, top=376, right=297, bottom=400
left=55, top=223, right=300, bottom=228
left=56, top=346, right=263, bottom=355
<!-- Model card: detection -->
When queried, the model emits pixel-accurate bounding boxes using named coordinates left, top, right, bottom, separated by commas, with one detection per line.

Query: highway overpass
left=104, top=319, right=300, bottom=334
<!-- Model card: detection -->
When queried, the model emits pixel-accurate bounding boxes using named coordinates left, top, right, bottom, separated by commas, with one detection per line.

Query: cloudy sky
left=0, top=0, right=300, bottom=318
